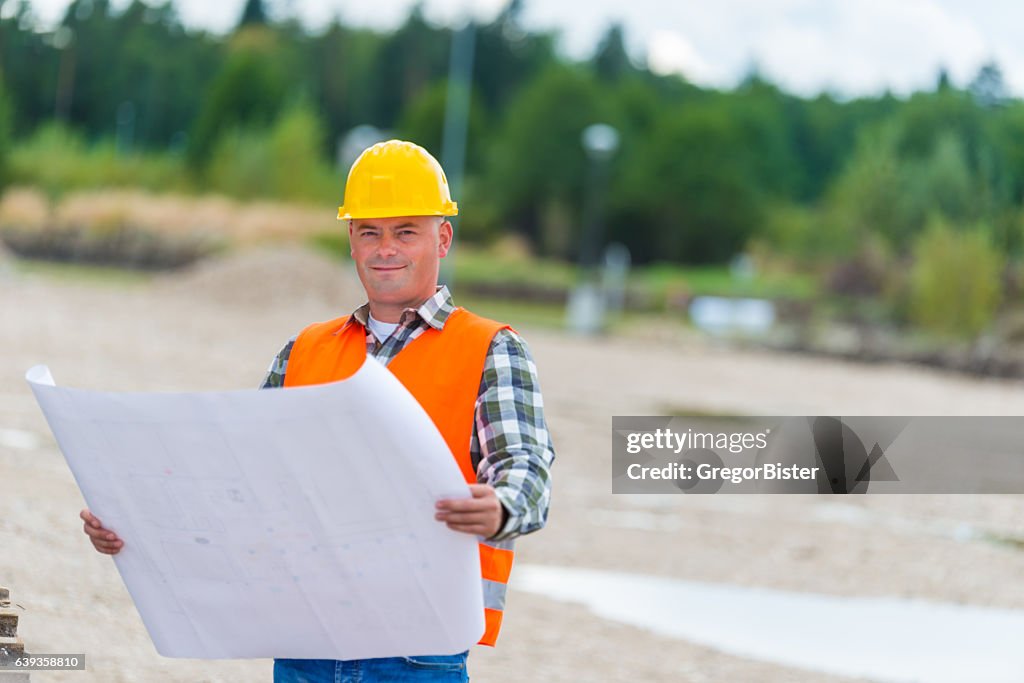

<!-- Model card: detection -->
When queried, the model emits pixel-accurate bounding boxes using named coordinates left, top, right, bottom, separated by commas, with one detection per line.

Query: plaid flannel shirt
left=260, top=286, right=554, bottom=541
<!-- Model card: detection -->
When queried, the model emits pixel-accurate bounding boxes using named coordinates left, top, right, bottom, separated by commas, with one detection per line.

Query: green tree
left=907, top=217, right=1003, bottom=337
left=237, top=0, right=269, bottom=29
left=728, top=77, right=804, bottom=198
left=0, top=2, right=60, bottom=136
left=969, top=61, right=1007, bottom=109
left=487, top=65, right=609, bottom=257
left=824, top=123, right=915, bottom=253
left=39, top=0, right=221, bottom=148
left=396, top=81, right=486, bottom=172
left=988, top=101, right=1024, bottom=225
left=471, top=0, right=557, bottom=114
left=368, top=5, right=450, bottom=128
left=909, top=131, right=978, bottom=224
left=614, top=102, right=764, bottom=263
left=206, top=102, right=335, bottom=202
left=789, top=92, right=861, bottom=201
left=307, top=21, right=381, bottom=153
left=592, top=24, right=636, bottom=83
left=187, top=27, right=288, bottom=168
left=0, top=72, right=11, bottom=187
left=824, top=108, right=1007, bottom=255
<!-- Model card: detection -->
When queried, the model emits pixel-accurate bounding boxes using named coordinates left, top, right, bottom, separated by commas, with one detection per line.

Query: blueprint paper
left=26, top=360, right=485, bottom=659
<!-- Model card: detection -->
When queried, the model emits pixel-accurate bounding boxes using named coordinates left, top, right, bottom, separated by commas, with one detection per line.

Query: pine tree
left=237, top=0, right=268, bottom=29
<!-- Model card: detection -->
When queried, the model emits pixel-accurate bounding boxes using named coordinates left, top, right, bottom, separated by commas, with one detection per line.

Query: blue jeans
left=273, top=652, right=470, bottom=682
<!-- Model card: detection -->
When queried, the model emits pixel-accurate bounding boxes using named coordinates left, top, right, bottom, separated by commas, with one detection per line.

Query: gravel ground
left=1, top=248, right=1022, bottom=682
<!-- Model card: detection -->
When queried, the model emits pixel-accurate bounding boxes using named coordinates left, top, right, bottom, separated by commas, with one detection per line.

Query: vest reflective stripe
left=283, top=307, right=514, bottom=646
left=482, top=579, right=507, bottom=611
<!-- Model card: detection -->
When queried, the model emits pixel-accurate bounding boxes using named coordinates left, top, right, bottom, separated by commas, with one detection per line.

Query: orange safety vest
left=282, top=306, right=515, bottom=646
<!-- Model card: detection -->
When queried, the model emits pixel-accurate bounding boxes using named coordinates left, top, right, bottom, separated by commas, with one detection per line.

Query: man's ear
left=348, top=220, right=355, bottom=258
left=438, top=219, right=453, bottom=257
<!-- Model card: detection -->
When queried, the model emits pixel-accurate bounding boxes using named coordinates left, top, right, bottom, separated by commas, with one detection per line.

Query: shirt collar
left=340, top=285, right=456, bottom=334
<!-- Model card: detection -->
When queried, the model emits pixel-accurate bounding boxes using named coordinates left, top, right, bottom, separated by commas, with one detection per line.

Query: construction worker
left=80, top=139, right=556, bottom=682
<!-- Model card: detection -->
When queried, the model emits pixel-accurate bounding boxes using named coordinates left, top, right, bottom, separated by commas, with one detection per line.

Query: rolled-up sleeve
left=259, top=337, right=296, bottom=389
left=472, top=329, right=555, bottom=541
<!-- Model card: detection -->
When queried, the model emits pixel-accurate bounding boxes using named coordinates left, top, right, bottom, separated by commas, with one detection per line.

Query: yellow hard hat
left=337, top=139, right=458, bottom=220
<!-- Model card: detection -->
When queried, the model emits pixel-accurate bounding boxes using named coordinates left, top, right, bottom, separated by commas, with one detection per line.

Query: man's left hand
left=435, top=484, right=507, bottom=538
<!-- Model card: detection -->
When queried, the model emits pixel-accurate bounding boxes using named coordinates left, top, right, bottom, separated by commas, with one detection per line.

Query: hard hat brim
left=337, top=202, right=458, bottom=221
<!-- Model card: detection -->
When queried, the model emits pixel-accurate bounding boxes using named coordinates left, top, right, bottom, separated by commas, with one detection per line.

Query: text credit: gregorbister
left=627, top=462, right=820, bottom=483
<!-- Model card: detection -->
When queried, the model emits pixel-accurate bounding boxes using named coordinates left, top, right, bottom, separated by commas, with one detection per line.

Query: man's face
left=348, top=215, right=453, bottom=315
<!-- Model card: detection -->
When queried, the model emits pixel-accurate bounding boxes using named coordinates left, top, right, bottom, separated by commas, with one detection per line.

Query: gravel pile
left=155, top=246, right=364, bottom=311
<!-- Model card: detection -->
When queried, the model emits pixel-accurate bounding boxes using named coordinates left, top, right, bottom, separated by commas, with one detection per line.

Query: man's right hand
left=80, top=508, right=124, bottom=555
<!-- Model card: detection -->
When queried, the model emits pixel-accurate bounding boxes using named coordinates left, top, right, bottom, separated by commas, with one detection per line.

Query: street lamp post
left=439, top=20, right=477, bottom=290
left=567, top=123, right=620, bottom=335
left=53, top=26, right=75, bottom=122
left=578, top=123, right=620, bottom=268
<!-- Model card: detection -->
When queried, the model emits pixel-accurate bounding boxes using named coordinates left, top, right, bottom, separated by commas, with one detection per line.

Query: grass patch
left=636, top=263, right=818, bottom=301
left=654, top=404, right=752, bottom=419
left=12, top=257, right=154, bottom=286
left=451, top=245, right=576, bottom=290
left=9, top=124, right=191, bottom=196
left=982, top=532, right=1024, bottom=552
left=454, top=293, right=569, bottom=331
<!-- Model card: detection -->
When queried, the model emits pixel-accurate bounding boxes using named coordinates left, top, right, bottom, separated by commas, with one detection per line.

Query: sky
left=15, top=0, right=1024, bottom=98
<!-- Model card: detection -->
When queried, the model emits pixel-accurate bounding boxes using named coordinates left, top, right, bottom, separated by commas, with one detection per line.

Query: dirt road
left=2, top=248, right=1021, bottom=682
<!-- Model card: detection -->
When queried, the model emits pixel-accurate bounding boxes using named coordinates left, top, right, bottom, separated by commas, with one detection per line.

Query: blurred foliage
left=367, top=7, right=452, bottom=130
left=395, top=81, right=487, bottom=171
left=4, top=0, right=1024, bottom=339
left=188, top=26, right=291, bottom=168
left=237, top=0, right=268, bottom=29
left=638, top=264, right=816, bottom=301
left=615, top=99, right=765, bottom=263
left=205, top=102, right=337, bottom=203
left=487, top=64, right=608, bottom=257
left=905, top=217, right=1004, bottom=337
left=1, top=0, right=221, bottom=152
left=821, top=123, right=909, bottom=255
left=0, top=71, right=11, bottom=188
left=9, top=122, right=189, bottom=195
